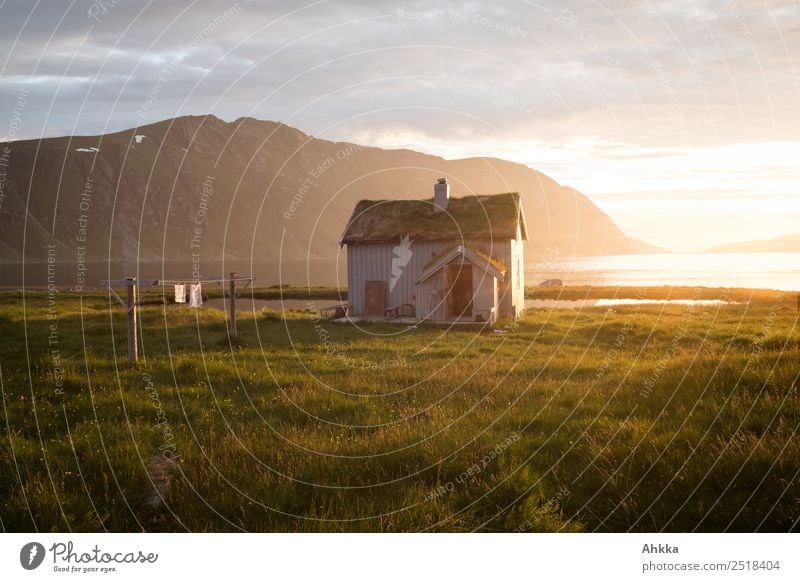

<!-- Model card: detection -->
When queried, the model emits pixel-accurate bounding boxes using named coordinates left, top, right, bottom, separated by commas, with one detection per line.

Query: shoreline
left=1, top=285, right=795, bottom=306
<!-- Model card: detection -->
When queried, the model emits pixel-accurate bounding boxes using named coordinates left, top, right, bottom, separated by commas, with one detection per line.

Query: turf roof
left=339, top=192, right=526, bottom=244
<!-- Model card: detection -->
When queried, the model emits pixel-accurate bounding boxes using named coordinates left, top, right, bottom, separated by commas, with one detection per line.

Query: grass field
left=1, top=286, right=798, bottom=532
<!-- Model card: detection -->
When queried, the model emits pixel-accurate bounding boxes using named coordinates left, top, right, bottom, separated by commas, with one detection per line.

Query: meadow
left=0, top=286, right=798, bottom=532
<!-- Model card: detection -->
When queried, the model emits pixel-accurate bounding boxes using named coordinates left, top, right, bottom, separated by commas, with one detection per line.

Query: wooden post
left=228, top=272, right=237, bottom=341
left=126, top=277, right=138, bottom=364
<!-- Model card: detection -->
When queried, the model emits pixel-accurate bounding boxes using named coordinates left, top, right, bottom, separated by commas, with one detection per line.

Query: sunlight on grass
left=1, top=288, right=798, bottom=531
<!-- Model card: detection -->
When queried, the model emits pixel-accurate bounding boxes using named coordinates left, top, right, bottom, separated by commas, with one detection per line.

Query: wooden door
left=445, top=263, right=473, bottom=319
left=364, top=280, right=387, bottom=317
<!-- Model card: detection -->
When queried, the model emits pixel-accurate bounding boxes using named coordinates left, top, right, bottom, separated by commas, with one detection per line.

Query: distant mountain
left=706, top=233, right=800, bottom=253
left=0, top=115, right=661, bottom=264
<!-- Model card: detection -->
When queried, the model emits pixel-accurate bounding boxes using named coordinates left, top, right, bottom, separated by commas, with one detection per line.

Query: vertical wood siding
left=347, top=236, right=523, bottom=320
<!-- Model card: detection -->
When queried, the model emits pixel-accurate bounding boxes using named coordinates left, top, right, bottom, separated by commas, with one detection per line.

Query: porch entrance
left=445, top=263, right=473, bottom=319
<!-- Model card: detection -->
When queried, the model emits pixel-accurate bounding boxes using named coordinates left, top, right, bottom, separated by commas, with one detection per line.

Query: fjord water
left=0, top=258, right=348, bottom=289
left=2, top=252, right=799, bottom=291
left=529, top=252, right=800, bottom=292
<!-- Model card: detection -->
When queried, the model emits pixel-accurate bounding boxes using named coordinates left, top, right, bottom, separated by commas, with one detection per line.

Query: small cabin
left=339, top=179, right=527, bottom=323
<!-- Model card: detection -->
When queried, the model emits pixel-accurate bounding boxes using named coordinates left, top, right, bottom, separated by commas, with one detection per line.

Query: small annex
left=339, top=179, right=527, bottom=323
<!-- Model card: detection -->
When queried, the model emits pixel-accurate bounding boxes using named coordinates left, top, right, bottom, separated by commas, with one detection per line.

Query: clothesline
left=155, top=276, right=255, bottom=285
left=101, top=276, right=256, bottom=309
left=100, top=276, right=255, bottom=287
left=172, top=282, right=203, bottom=307
left=98, top=274, right=255, bottom=361
left=163, top=276, right=255, bottom=309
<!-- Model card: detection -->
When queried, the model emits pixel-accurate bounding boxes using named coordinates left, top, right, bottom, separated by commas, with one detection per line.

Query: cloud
left=1, top=2, right=798, bottom=227
left=2, top=0, right=797, bottom=147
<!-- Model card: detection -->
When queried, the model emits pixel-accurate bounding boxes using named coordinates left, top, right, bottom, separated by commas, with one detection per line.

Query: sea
left=1, top=252, right=799, bottom=292
left=529, top=252, right=800, bottom=292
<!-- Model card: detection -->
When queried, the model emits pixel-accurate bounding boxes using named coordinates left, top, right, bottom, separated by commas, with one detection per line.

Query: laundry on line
left=189, top=282, right=203, bottom=307
left=174, top=283, right=186, bottom=303
left=172, top=282, right=201, bottom=307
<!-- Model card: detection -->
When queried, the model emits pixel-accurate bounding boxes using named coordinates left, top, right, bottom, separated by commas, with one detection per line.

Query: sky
left=1, top=0, right=798, bottom=251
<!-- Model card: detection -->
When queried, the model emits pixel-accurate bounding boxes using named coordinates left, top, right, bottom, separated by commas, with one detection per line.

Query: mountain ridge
left=706, top=233, right=800, bottom=253
left=0, top=114, right=662, bottom=265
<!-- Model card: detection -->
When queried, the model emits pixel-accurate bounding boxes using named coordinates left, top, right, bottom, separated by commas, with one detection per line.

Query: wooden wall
left=347, top=240, right=450, bottom=316
left=347, top=236, right=523, bottom=320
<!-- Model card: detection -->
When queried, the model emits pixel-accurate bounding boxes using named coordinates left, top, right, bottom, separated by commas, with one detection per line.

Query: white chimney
left=434, top=178, right=450, bottom=212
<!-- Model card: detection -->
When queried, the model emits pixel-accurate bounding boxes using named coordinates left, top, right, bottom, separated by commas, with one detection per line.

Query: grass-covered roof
left=340, top=192, right=525, bottom=244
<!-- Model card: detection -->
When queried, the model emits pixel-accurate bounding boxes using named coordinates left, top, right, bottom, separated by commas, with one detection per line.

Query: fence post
left=228, top=272, right=237, bottom=341
left=126, top=277, right=138, bottom=363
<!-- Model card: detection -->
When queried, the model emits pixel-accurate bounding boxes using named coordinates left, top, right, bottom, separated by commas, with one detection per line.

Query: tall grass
left=0, top=288, right=798, bottom=532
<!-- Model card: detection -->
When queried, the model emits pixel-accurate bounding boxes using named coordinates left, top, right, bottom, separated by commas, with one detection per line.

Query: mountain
left=706, top=233, right=800, bottom=253
left=0, top=115, right=660, bottom=266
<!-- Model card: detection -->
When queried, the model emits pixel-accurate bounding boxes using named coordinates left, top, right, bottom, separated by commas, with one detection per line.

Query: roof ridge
left=340, top=191, right=525, bottom=245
